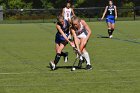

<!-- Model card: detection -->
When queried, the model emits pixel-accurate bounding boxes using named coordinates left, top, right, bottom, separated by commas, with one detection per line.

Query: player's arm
left=71, top=28, right=80, bottom=51
left=56, top=25, right=70, bottom=43
left=62, top=8, right=65, bottom=17
left=71, top=9, right=75, bottom=16
left=81, top=20, right=91, bottom=40
left=101, top=6, right=108, bottom=20
left=56, top=24, right=74, bottom=46
left=114, top=6, right=117, bottom=19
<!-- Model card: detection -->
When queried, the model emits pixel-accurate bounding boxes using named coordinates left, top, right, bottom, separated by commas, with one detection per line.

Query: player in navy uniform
left=49, top=15, right=74, bottom=70
left=101, top=0, right=117, bottom=38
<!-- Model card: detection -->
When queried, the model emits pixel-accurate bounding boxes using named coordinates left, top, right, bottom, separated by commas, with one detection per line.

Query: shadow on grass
left=97, top=34, right=109, bottom=38
left=47, top=66, right=85, bottom=70
left=97, top=34, right=140, bottom=44
left=112, top=37, right=140, bottom=44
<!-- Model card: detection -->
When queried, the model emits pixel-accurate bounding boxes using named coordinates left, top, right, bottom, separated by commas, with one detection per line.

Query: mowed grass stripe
left=0, top=21, right=139, bottom=93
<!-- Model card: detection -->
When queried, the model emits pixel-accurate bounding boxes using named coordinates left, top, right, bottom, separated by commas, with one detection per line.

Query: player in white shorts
left=62, top=2, right=75, bottom=23
left=70, top=16, right=92, bottom=70
left=62, top=2, right=75, bottom=41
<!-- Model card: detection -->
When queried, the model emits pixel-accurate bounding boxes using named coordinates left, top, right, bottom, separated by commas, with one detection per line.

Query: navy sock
left=111, top=29, right=114, bottom=35
left=54, top=53, right=61, bottom=65
left=108, top=29, right=112, bottom=36
left=60, top=52, right=67, bottom=57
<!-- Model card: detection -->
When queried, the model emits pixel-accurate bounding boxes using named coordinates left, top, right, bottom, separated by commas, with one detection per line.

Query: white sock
left=80, top=55, right=83, bottom=60
left=83, top=52, right=91, bottom=65
left=68, top=33, right=72, bottom=39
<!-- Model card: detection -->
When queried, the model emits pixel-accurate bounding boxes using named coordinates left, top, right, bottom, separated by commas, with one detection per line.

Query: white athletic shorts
left=77, top=32, right=87, bottom=39
left=64, top=17, right=71, bottom=21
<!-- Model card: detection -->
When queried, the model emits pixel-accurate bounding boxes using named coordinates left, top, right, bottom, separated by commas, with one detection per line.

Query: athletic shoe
left=64, top=52, right=68, bottom=62
left=49, top=61, right=56, bottom=70
left=78, top=59, right=83, bottom=69
left=85, top=65, right=92, bottom=70
left=109, top=35, right=113, bottom=38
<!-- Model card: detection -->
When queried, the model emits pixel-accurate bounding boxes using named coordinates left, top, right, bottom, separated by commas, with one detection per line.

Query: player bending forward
left=49, top=15, right=74, bottom=70
left=71, top=16, right=92, bottom=70
left=101, top=0, right=117, bottom=38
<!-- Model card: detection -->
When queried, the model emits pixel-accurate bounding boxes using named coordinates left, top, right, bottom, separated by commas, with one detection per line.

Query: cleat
left=85, top=65, right=92, bottom=70
left=78, top=59, right=83, bottom=69
left=49, top=61, right=56, bottom=70
left=109, top=35, right=113, bottom=38
left=64, top=52, right=68, bottom=62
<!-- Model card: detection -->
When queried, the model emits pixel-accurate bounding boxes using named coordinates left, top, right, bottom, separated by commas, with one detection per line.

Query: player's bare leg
left=77, top=38, right=92, bottom=70
left=110, top=23, right=115, bottom=38
left=107, top=22, right=113, bottom=38
left=50, top=43, right=66, bottom=70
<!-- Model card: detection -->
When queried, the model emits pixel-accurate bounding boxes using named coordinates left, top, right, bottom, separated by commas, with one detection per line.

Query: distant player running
left=49, top=15, right=74, bottom=70
left=101, top=0, right=117, bottom=38
left=62, top=2, right=75, bottom=23
left=71, top=16, right=92, bottom=70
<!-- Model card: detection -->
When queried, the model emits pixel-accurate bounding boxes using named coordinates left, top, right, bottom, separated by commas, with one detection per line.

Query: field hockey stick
left=71, top=39, right=88, bottom=69
left=97, top=17, right=106, bottom=22
left=71, top=47, right=82, bottom=68
left=97, top=18, right=102, bottom=21
left=73, top=47, right=82, bottom=57
left=72, top=55, right=78, bottom=68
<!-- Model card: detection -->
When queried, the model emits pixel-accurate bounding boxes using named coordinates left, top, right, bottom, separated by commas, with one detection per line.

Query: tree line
left=0, top=0, right=139, bottom=9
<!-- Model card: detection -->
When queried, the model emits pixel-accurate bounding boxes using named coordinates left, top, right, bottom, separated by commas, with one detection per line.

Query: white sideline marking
left=0, top=69, right=139, bottom=75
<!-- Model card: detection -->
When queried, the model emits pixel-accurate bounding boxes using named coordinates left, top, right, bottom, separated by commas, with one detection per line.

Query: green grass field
left=0, top=21, right=140, bottom=93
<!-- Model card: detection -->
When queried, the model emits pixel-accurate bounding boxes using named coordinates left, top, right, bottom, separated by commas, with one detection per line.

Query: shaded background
left=0, top=0, right=140, bottom=9
left=0, top=0, right=140, bottom=23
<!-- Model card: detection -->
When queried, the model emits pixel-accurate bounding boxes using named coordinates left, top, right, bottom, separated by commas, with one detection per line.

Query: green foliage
left=40, top=0, right=54, bottom=9
left=77, top=0, right=85, bottom=4
left=8, top=0, right=32, bottom=9
left=0, top=0, right=5, bottom=10
left=1, top=3, right=6, bottom=10
left=121, top=2, right=135, bottom=17
left=0, top=0, right=137, bottom=10
left=123, top=2, right=135, bottom=7
left=0, top=0, right=32, bottom=10
left=76, top=0, right=85, bottom=6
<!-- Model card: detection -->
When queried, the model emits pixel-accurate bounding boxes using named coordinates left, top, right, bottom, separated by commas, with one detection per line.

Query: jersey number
left=67, top=13, right=69, bottom=17
left=110, top=10, right=112, bottom=15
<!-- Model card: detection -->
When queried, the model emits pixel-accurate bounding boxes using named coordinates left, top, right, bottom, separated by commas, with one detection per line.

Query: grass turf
left=0, top=21, right=140, bottom=93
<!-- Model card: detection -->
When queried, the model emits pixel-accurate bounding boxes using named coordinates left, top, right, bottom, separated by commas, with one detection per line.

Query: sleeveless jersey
left=57, top=20, right=69, bottom=35
left=75, top=22, right=87, bottom=36
left=106, top=5, right=115, bottom=16
left=64, top=7, right=72, bottom=20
